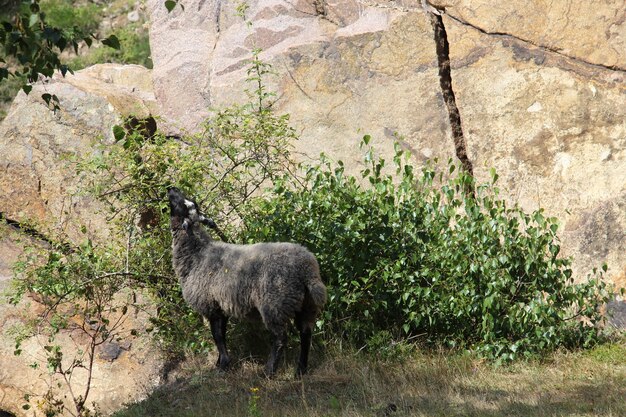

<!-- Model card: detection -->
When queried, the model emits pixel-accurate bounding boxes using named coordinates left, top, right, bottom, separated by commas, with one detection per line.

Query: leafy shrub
left=68, top=54, right=295, bottom=354
left=69, top=23, right=153, bottom=70
left=40, top=0, right=102, bottom=35
left=242, top=136, right=614, bottom=361
left=11, top=237, right=129, bottom=416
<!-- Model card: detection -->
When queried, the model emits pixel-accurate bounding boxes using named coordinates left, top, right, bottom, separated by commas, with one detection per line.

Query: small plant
left=40, top=0, right=102, bottom=35
left=69, top=24, right=153, bottom=70
left=365, top=330, right=414, bottom=362
left=247, top=387, right=262, bottom=417
left=12, top=238, right=129, bottom=417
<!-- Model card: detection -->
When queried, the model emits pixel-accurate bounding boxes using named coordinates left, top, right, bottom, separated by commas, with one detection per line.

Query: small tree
left=12, top=239, right=131, bottom=416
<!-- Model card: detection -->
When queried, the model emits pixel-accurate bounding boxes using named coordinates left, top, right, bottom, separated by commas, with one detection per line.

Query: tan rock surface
left=442, top=12, right=626, bottom=280
left=0, top=64, right=156, bottom=243
left=149, top=0, right=452, bottom=164
left=436, top=0, right=626, bottom=70
left=147, top=0, right=626, bottom=287
left=266, top=11, right=453, bottom=166
left=0, top=225, right=162, bottom=417
left=146, top=0, right=220, bottom=133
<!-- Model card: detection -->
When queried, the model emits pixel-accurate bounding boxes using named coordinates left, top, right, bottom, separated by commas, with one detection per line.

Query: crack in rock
left=445, top=13, right=626, bottom=74
left=0, top=212, right=73, bottom=254
left=428, top=11, right=475, bottom=181
left=361, top=1, right=625, bottom=77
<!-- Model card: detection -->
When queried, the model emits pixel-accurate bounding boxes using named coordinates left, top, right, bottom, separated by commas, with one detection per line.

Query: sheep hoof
left=295, top=367, right=307, bottom=379
left=216, top=357, right=231, bottom=372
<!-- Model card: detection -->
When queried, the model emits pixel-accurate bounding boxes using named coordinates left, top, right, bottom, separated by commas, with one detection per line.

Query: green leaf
left=112, top=125, right=126, bottom=142
left=22, top=84, right=32, bottom=94
left=165, top=0, right=177, bottom=12
left=489, top=167, right=499, bottom=183
left=28, top=13, right=40, bottom=28
left=102, top=34, right=121, bottom=50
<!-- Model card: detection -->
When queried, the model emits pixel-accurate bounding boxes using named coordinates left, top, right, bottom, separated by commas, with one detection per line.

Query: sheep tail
left=305, top=278, right=327, bottom=311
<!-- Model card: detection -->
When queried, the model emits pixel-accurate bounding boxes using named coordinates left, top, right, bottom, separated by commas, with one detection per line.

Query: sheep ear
left=199, top=215, right=217, bottom=229
left=182, top=218, right=190, bottom=230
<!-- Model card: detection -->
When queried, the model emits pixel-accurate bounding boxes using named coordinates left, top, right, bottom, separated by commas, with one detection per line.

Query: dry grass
left=116, top=340, right=626, bottom=417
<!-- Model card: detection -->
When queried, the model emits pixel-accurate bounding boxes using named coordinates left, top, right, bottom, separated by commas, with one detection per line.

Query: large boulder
left=146, top=0, right=626, bottom=287
left=0, top=226, right=163, bottom=417
left=0, top=64, right=157, bottom=243
left=0, top=65, right=162, bottom=416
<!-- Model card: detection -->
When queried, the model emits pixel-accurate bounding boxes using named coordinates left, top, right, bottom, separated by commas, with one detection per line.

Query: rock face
left=0, top=64, right=157, bottom=243
left=1, top=0, right=625, bottom=414
left=0, top=224, right=163, bottom=417
left=146, top=0, right=626, bottom=286
left=440, top=6, right=626, bottom=279
left=147, top=0, right=453, bottom=162
left=0, top=65, right=161, bottom=416
left=433, top=0, right=626, bottom=70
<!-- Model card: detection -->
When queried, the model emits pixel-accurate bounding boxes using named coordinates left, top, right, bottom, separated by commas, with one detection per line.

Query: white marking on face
left=184, top=199, right=197, bottom=215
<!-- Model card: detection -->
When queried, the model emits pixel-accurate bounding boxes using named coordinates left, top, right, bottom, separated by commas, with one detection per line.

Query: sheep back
left=177, top=239, right=326, bottom=329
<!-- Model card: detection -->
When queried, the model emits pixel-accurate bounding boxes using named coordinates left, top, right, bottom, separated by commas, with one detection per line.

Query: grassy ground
left=114, top=339, right=625, bottom=417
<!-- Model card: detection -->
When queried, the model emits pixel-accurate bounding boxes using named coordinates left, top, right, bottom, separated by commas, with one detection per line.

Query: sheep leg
left=209, top=312, right=230, bottom=371
left=295, top=315, right=312, bottom=377
left=264, top=330, right=287, bottom=378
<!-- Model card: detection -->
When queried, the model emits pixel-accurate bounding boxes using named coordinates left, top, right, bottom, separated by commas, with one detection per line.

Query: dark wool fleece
left=171, top=222, right=326, bottom=334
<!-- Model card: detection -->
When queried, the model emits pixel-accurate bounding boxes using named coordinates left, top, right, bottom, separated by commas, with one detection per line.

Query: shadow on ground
left=115, top=345, right=626, bottom=417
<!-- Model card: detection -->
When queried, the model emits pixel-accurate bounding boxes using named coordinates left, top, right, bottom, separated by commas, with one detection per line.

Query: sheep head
left=167, top=187, right=216, bottom=230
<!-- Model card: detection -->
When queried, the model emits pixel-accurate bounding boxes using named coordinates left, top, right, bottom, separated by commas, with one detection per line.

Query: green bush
left=67, top=55, right=294, bottom=354
left=69, top=23, right=152, bottom=70
left=242, top=136, right=614, bottom=361
left=40, top=0, right=102, bottom=35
